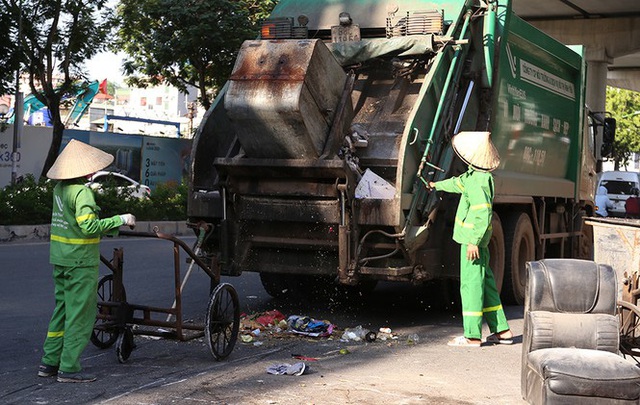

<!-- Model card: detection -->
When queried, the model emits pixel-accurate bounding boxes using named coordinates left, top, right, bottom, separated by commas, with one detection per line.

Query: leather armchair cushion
left=528, top=311, right=619, bottom=353
left=527, top=259, right=617, bottom=315
left=527, top=348, right=640, bottom=400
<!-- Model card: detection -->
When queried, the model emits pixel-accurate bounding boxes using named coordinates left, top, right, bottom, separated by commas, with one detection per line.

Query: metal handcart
left=90, top=223, right=239, bottom=363
left=586, top=217, right=640, bottom=363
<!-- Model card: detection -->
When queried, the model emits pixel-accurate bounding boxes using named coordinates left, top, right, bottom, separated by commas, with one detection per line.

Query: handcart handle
left=119, top=226, right=217, bottom=281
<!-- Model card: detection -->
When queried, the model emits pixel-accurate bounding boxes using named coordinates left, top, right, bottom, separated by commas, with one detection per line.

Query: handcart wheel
left=116, top=326, right=135, bottom=363
left=205, top=283, right=240, bottom=360
left=91, top=274, right=126, bottom=349
left=617, top=300, right=640, bottom=364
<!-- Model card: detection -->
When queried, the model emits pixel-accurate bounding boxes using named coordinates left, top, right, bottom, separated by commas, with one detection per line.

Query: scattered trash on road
left=406, top=333, right=420, bottom=345
left=292, top=354, right=318, bottom=361
left=266, top=362, right=308, bottom=376
left=377, top=327, right=398, bottom=341
left=256, top=310, right=286, bottom=327
left=340, top=325, right=377, bottom=342
left=287, top=315, right=334, bottom=337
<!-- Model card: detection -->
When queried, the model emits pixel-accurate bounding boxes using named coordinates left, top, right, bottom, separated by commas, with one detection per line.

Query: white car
left=596, top=171, right=640, bottom=217
left=86, top=171, right=151, bottom=199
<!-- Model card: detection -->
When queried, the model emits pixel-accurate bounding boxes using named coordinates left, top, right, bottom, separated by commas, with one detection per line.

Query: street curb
left=0, top=221, right=190, bottom=243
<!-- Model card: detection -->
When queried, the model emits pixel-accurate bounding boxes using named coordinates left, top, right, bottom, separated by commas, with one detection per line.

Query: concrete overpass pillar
left=585, top=48, right=612, bottom=171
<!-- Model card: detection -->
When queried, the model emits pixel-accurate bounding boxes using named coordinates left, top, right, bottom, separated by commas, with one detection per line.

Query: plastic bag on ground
left=287, top=315, right=334, bottom=337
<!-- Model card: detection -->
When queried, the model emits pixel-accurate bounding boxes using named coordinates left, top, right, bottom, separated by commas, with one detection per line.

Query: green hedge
left=0, top=175, right=188, bottom=225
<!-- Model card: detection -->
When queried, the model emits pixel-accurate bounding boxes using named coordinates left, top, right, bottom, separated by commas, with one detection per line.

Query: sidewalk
left=0, top=221, right=191, bottom=242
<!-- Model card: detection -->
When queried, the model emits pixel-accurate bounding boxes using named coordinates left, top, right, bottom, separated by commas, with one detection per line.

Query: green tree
left=114, top=0, right=277, bottom=111
left=606, top=86, right=640, bottom=170
left=246, top=0, right=279, bottom=23
left=1, top=0, right=115, bottom=178
left=0, top=6, right=20, bottom=95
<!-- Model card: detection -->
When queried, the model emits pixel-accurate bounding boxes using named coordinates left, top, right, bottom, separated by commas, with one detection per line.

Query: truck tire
left=503, top=212, right=535, bottom=305
left=259, top=273, right=290, bottom=298
left=489, top=212, right=505, bottom=294
left=260, top=273, right=338, bottom=299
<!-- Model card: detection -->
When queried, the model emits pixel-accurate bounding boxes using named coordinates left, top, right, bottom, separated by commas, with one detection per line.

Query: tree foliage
left=114, top=0, right=277, bottom=111
left=246, top=0, right=279, bottom=23
left=0, top=6, right=20, bottom=95
left=1, top=0, right=115, bottom=178
left=606, top=86, right=640, bottom=170
left=0, top=175, right=188, bottom=225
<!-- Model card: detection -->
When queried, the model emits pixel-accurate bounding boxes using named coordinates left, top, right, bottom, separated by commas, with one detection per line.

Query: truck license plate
left=331, top=25, right=361, bottom=43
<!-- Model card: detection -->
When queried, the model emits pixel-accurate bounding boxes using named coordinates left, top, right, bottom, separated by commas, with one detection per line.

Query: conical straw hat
left=451, top=131, right=500, bottom=172
left=46, top=139, right=114, bottom=180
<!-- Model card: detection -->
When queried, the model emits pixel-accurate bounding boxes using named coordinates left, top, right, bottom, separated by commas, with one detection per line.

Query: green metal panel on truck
left=492, top=10, right=584, bottom=196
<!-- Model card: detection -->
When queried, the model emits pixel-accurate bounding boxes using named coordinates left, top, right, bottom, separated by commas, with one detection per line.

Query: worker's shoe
left=56, top=371, right=97, bottom=383
left=37, top=363, right=58, bottom=377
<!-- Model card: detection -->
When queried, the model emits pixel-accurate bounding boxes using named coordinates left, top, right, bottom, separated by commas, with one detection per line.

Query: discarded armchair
left=521, top=259, right=640, bottom=404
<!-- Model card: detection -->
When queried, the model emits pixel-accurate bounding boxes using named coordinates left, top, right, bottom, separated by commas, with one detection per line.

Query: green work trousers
left=460, top=245, right=509, bottom=340
left=41, top=264, right=98, bottom=373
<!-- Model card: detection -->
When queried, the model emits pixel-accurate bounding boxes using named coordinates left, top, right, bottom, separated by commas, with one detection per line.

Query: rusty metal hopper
left=225, top=39, right=347, bottom=159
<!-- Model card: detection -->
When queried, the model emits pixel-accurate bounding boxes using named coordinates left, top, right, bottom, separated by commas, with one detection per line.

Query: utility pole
left=10, top=0, right=23, bottom=185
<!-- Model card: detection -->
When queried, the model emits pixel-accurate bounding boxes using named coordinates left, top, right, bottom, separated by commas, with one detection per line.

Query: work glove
left=120, top=213, right=136, bottom=227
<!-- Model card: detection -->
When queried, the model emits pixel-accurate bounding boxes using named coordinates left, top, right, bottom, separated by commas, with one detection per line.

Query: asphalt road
left=1, top=235, right=527, bottom=404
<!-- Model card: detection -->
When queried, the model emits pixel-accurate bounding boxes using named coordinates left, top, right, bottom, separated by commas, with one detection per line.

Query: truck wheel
left=259, top=273, right=290, bottom=298
left=489, top=213, right=505, bottom=294
left=503, top=212, right=535, bottom=305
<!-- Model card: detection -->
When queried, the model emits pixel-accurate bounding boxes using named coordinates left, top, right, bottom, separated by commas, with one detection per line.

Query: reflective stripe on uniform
left=456, top=217, right=474, bottom=229
left=76, top=213, right=96, bottom=223
left=483, top=304, right=503, bottom=313
left=462, top=310, right=483, bottom=317
left=456, top=178, right=465, bottom=191
left=47, top=330, right=64, bottom=338
left=470, top=203, right=491, bottom=210
left=51, top=234, right=100, bottom=245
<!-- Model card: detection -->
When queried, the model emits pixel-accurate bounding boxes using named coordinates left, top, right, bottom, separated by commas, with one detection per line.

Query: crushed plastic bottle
left=407, top=333, right=420, bottom=345
left=341, top=325, right=377, bottom=342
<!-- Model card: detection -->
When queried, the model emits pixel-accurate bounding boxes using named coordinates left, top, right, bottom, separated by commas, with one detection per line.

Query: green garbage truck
left=188, top=0, right=615, bottom=304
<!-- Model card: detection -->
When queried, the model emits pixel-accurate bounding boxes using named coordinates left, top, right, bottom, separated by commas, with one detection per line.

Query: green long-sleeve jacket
left=50, top=179, right=124, bottom=267
left=433, top=167, right=494, bottom=248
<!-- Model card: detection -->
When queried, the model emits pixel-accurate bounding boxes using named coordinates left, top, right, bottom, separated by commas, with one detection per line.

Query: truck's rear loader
left=189, top=0, right=603, bottom=304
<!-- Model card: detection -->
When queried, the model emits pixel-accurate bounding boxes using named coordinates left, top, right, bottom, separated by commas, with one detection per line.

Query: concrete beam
left=528, top=17, right=640, bottom=92
left=529, top=17, right=640, bottom=58
left=608, top=68, right=640, bottom=92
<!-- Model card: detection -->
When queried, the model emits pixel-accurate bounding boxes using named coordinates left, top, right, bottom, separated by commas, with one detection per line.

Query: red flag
left=99, top=79, right=108, bottom=95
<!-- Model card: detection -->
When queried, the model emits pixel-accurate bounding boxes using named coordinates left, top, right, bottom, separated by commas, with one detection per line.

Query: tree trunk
left=39, top=102, right=64, bottom=179
left=199, top=71, right=211, bottom=111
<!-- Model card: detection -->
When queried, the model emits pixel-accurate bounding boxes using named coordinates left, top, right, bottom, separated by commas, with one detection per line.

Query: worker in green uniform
left=429, top=131, right=513, bottom=347
left=38, top=139, right=136, bottom=382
